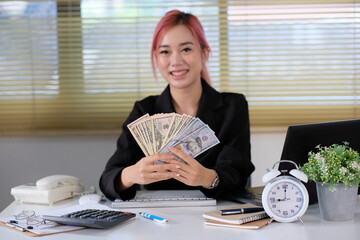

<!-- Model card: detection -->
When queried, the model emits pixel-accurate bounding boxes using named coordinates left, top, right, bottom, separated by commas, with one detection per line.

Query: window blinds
left=226, top=0, right=360, bottom=128
left=0, top=0, right=359, bottom=135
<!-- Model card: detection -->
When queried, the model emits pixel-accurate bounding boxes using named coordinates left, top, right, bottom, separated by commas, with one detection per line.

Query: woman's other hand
left=119, top=153, right=179, bottom=190
left=168, top=147, right=217, bottom=188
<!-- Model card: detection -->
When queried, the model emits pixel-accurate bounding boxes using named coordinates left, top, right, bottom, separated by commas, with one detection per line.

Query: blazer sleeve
left=201, top=94, right=254, bottom=198
left=99, top=101, right=150, bottom=201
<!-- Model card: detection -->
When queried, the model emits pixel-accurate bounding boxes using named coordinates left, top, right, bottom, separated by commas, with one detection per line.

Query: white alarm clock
left=262, top=160, right=309, bottom=223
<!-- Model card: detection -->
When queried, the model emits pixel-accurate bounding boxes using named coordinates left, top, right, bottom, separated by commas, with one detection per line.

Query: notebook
left=205, top=217, right=269, bottom=230
left=202, top=203, right=268, bottom=225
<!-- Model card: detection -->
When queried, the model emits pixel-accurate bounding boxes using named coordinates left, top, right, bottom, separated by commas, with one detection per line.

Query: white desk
left=1, top=197, right=359, bottom=240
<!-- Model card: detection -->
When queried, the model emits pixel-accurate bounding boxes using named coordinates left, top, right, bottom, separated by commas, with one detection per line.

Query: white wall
left=250, top=132, right=287, bottom=186
left=0, top=132, right=286, bottom=211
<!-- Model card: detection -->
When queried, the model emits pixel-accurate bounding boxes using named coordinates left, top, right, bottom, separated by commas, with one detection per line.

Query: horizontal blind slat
left=0, top=0, right=359, bottom=134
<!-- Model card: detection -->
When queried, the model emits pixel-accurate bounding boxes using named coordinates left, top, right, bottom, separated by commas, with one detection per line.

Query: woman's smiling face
left=156, top=24, right=208, bottom=90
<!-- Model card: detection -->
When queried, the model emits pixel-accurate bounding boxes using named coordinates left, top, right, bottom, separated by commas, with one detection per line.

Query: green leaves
left=301, top=142, right=360, bottom=190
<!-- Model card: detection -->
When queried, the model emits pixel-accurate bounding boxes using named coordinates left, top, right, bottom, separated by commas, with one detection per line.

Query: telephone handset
left=11, top=175, right=84, bottom=205
left=36, top=175, right=81, bottom=190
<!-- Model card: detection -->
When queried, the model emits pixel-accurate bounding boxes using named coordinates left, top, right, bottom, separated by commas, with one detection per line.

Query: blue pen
left=139, top=212, right=168, bottom=223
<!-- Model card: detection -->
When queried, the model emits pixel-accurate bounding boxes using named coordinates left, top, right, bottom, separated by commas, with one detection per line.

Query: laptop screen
left=279, top=119, right=360, bottom=204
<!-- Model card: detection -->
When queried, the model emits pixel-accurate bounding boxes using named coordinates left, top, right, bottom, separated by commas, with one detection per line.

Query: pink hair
left=151, top=10, right=211, bottom=85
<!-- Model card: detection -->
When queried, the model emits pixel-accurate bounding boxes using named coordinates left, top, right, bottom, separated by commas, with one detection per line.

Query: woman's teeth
left=172, top=70, right=187, bottom=76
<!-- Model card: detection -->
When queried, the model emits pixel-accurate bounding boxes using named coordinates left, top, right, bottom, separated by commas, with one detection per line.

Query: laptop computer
left=279, top=119, right=360, bottom=204
left=223, top=119, right=360, bottom=206
left=221, top=186, right=264, bottom=206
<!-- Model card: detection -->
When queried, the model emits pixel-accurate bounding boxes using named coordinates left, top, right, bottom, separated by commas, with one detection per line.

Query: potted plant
left=301, top=142, right=360, bottom=221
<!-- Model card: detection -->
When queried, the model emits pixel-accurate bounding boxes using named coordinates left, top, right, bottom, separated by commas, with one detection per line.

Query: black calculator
left=43, top=209, right=136, bottom=229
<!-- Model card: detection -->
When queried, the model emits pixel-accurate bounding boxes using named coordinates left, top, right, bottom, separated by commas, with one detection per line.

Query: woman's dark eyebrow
left=159, top=41, right=194, bottom=48
left=179, top=41, right=194, bottom=46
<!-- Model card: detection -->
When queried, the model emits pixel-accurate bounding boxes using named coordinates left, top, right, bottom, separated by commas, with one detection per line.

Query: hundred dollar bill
left=171, top=114, right=193, bottom=139
left=127, top=113, right=150, bottom=129
left=134, top=124, right=151, bottom=156
left=163, top=113, right=183, bottom=146
left=136, top=126, right=151, bottom=156
left=171, top=117, right=206, bottom=145
left=127, top=114, right=150, bottom=156
left=128, top=113, right=220, bottom=164
left=138, top=118, right=155, bottom=155
left=157, top=124, right=220, bottom=165
left=172, top=124, right=220, bottom=158
left=159, top=117, right=203, bottom=152
left=152, top=113, right=174, bottom=153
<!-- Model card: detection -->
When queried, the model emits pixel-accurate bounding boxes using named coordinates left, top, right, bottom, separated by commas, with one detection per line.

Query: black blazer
left=99, top=79, right=255, bottom=200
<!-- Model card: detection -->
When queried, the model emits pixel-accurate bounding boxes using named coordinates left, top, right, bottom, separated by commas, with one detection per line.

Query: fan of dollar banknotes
left=127, top=113, right=220, bottom=159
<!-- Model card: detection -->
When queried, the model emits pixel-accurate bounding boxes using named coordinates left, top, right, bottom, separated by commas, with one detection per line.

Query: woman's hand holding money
left=168, top=147, right=218, bottom=189
left=118, top=153, right=180, bottom=191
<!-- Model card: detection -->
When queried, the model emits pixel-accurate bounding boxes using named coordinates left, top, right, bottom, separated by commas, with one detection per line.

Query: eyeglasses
left=13, top=210, right=48, bottom=227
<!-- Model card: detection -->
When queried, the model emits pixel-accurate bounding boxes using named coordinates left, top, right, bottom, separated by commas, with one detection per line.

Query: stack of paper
left=203, top=203, right=270, bottom=230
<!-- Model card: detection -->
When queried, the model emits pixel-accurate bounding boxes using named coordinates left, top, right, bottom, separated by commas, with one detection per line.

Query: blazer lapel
left=154, top=84, right=175, bottom=113
left=153, top=79, right=223, bottom=133
left=196, top=79, right=223, bottom=132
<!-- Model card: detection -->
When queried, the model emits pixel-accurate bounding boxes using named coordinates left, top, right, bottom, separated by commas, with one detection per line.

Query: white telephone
left=11, top=175, right=84, bottom=205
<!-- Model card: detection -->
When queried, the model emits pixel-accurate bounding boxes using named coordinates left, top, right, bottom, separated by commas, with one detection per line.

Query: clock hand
left=283, top=190, right=291, bottom=201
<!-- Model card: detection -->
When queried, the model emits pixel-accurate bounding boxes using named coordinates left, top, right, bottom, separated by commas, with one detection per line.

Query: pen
left=220, top=207, right=264, bottom=215
left=6, top=221, right=27, bottom=232
left=139, top=212, right=168, bottom=223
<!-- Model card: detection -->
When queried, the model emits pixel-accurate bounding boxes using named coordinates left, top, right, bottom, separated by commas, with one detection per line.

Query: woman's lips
left=171, top=70, right=188, bottom=76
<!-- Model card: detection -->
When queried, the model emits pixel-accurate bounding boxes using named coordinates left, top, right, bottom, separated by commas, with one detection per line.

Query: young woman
left=99, top=10, right=254, bottom=200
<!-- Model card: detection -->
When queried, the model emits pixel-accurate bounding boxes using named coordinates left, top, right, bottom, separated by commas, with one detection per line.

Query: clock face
left=262, top=176, right=309, bottom=222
